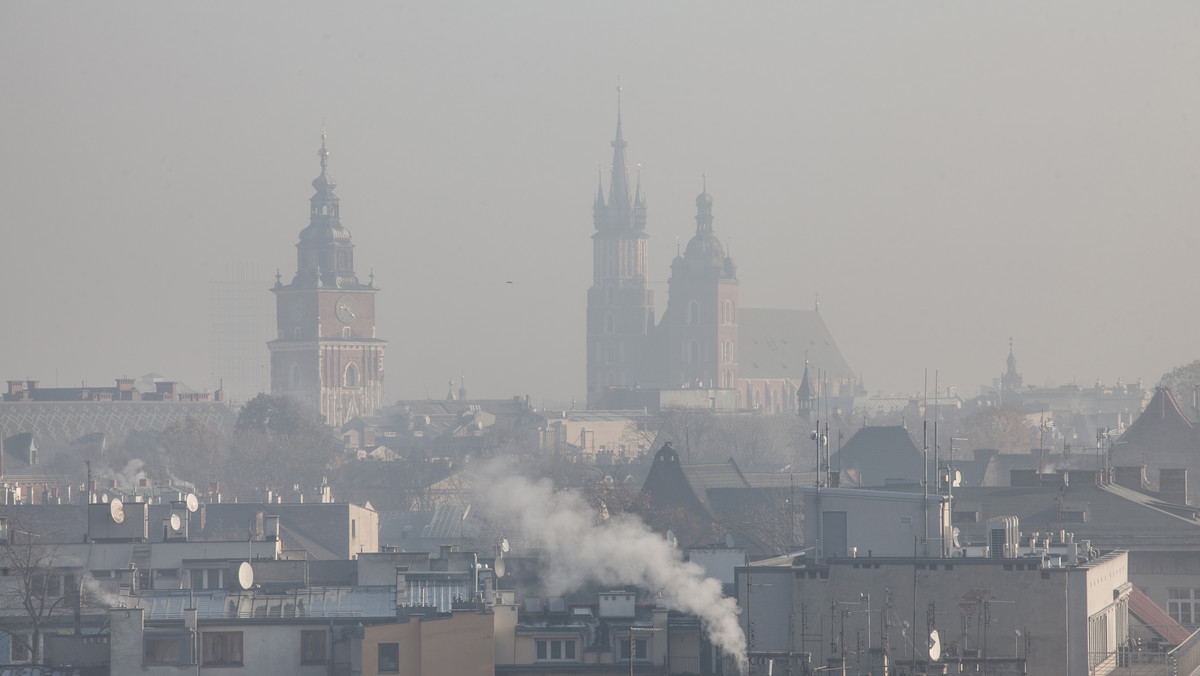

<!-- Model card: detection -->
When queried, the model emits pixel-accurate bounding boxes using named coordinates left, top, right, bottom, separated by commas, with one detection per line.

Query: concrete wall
left=360, top=611, right=493, bottom=676
left=764, top=552, right=1129, bottom=676
left=110, top=610, right=339, bottom=676
left=799, top=487, right=951, bottom=560
left=737, top=565, right=794, bottom=653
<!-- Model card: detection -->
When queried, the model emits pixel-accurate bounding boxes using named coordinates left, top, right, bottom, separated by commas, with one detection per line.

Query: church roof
left=737, top=308, right=854, bottom=383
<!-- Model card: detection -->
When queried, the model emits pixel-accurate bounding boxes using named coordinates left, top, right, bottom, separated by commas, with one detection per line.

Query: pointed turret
left=608, top=87, right=631, bottom=211
left=1001, top=337, right=1023, bottom=391
left=295, top=130, right=358, bottom=289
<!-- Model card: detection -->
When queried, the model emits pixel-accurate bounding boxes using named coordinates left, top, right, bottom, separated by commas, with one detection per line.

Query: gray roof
left=133, top=586, right=397, bottom=620
left=737, top=308, right=853, bottom=382
left=830, top=426, right=926, bottom=487
left=0, top=401, right=236, bottom=458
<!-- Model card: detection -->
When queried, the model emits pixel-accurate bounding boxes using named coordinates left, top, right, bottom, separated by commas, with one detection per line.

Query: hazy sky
left=4, top=2, right=1200, bottom=405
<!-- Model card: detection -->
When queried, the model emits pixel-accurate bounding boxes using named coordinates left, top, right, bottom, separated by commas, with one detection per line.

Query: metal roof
left=135, top=586, right=396, bottom=621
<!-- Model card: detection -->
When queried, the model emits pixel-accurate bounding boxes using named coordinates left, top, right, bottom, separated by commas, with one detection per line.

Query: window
left=300, top=630, right=326, bottom=664
left=535, top=639, right=577, bottom=662
left=8, top=633, right=31, bottom=663
left=342, top=326, right=352, bottom=338
left=345, top=362, right=360, bottom=388
left=619, top=638, right=648, bottom=660
left=378, top=642, right=399, bottom=673
left=724, top=300, right=731, bottom=324
left=144, top=635, right=184, bottom=664
left=202, top=631, right=243, bottom=666
left=688, top=301, right=700, bottom=325
left=605, top=312, right=615, bottom=334
left=1169, top=589, right=1200, bottom=626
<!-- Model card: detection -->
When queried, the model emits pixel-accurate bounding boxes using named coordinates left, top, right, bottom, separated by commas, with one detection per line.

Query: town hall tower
left=268, top=133, right=386, bottom=426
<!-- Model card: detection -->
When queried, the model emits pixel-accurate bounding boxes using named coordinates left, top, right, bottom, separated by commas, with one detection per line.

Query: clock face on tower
left=335, top=295, right=357, bottom=324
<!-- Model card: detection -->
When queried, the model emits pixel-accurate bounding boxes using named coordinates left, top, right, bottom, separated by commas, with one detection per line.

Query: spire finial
left=608, top=84, right=631, bottom=210
left=318, top=123, right=330, bottom=170
left=617, top=76, right=623, bottom=123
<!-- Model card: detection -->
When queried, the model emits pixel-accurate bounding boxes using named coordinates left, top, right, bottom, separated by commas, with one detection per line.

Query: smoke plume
left=475, top=465, right=747, bottom=671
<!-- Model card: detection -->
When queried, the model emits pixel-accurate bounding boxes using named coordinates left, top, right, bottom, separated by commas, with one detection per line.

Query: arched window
left=345, top=362, right=360, bottom=388
left=724, top=300, right=731, bottom=324
left=605, top=313, right=615, bottom=334
left=605, top=286, right=615, bottom=306
left=687, top=301, right=700, bottom=325
left=289, top=362, right=301, bottom=388
left=723, top=340, right=733, bottom=364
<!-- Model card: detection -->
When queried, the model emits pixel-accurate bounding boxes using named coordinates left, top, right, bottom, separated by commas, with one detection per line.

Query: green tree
left=1159, top=361, right=1200, bottom=421
left=229, top=395, right=338, bottom=497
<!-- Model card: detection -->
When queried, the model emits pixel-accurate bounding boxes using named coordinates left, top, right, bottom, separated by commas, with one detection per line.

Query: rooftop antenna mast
left=923, top=369, right=929, bottom=554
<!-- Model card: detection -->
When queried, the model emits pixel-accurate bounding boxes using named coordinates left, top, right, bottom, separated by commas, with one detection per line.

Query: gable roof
left=737, top=308, right=853, bottom=383
left=831, top=426, right=925, bottom=487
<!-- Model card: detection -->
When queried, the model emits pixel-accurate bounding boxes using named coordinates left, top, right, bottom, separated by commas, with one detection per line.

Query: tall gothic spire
left=608, top=86, right=631, bottom=211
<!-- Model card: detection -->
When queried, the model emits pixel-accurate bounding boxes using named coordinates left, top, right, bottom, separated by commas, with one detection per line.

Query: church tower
left=662, top=182, right=738, bottom=390
left=586, top=91, right=654, bottom=408
left=1001, top=337, right=1022, bottom=393
left=268, top=132, right=386, bottom=426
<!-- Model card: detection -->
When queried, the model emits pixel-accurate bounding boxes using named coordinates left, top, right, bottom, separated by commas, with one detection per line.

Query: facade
left=585, top=100, right=854, bottom=412
left=739, top=550, right=1133, bottom=676
left=269, top=132, right=386, bottom=426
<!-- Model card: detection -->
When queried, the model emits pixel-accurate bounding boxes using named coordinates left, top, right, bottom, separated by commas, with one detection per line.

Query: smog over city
left=4, top=3, right=1200, bottom=675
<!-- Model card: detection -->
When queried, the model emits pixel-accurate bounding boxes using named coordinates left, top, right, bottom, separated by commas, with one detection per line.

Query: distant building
left=0, top=377, right=234, bottom=493
left=586, top=96, right=855, bottom=413
left=269, top=132, right=387, bottom=427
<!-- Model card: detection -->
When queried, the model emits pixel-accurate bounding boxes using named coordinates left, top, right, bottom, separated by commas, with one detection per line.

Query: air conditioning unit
left=986, top=516, right=1020, bottom=559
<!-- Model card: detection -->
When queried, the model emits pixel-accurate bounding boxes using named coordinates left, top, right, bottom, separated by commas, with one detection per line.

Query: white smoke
left=475, top=465, right=747, bottom=671
left=81, top=573, right=125, bottom=609
left=96, top=459, right=147, bottom=488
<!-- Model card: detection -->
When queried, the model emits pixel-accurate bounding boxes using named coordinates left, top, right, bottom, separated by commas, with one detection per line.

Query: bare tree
left=0, top=521, right=77, bottom=664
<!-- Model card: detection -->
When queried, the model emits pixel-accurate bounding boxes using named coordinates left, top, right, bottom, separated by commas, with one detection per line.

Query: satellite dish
left=501, top=538, right=510, bottom=554
left=185, top=493, right=199, bottom=513
left=666, top=530, right=678, bottom=548
left=169, top=513, right=182, bottom=532
left=237, top=561, right=254, bottom=590
left=494, top=556, right=506, bottom=578
left=928, top=629, right=942, bottom=662
left=110, top=498, right=125, bottom=524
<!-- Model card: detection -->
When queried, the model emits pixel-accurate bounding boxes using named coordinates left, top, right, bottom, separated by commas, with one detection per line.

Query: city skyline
left=4, top=2, right=1200, bottom=405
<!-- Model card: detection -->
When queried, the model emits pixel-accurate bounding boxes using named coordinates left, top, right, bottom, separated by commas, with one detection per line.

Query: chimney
left=1160, top=468, right=1189, bottom=505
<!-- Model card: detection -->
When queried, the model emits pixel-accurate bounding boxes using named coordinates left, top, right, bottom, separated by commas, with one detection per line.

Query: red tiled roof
left=1129, top=586, right=1193, bottom=646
